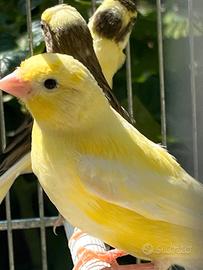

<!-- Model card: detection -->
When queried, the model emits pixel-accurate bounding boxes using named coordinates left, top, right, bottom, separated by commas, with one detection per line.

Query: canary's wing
left=77, top=116, right=203, bottom=230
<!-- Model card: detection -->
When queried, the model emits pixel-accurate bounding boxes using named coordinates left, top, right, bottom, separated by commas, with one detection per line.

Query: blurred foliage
left=163, top=0, right=203, bottom=39
left=0, top=0, right=163, bottom=269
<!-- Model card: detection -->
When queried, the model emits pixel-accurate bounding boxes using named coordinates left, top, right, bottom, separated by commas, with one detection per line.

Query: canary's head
left=41, top=4, right=92, bottom=56
left=0, top=53, right=108, bottom=130
left=41, top=4, right=85, bottom=31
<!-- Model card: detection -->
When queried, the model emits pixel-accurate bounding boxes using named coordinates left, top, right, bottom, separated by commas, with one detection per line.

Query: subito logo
left=142, top=243, right=154, bottom=256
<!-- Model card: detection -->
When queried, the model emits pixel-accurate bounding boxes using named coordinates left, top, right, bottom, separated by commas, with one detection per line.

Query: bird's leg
left=69, top=229, right=125, bottom=270
left=69, top=229, right=155, bottom=270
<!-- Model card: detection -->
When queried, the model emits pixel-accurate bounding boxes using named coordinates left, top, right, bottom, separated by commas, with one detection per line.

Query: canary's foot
left=73, top=247, right=127, bottom=270
left=53, top=214, right=64, bottom=235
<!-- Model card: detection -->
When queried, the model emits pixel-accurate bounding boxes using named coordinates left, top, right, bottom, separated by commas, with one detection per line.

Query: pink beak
left=0, top=69, right=31, bottom=98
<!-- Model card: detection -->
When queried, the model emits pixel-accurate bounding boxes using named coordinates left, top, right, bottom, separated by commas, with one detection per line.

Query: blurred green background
left=1, top=0, right=202, bottom=269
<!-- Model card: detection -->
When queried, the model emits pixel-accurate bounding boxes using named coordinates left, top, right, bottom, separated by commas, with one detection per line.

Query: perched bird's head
left=89, top=0, right=137, bottom=47
left=41, top=4, right=84, bottom=31
left=0, top=53, right=108, bottom=130
left=41, top=4, right=93, bottom=59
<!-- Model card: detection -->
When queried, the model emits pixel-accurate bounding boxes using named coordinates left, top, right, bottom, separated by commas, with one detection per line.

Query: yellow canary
left=0, top=53, right=202, bottom=270
left=0, top=1, right=136, bottom=202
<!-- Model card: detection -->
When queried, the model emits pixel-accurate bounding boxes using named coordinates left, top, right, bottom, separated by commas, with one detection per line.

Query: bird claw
left=53, top=214, right=64, bottom=235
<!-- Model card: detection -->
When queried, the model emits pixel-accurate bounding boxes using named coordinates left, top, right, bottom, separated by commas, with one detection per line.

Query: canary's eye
left=40, top=23, right=45, bottom=30
left=44, top=79, right=57, bottom=90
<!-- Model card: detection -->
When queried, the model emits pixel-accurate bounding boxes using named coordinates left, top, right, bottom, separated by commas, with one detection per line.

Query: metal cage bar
left=156, top=0, right=167, bottom=147
left=0, top=57, right=6, bottom=154
left=5, top=192, right=15, bottom=270
left=0, top=217, right=58, bottom=230
left=27, top=0, right=47, bottom=269
left=126, top=42, right=134, bottom=119
left=26, top=0, right=33, bottom=57
left=188, top=0, right=199, bottom=179
left=0, top=89, right=6, bottom=153
left=38, top=185, right=48, bottom=270
left=91, top=0, right=96, bottom=13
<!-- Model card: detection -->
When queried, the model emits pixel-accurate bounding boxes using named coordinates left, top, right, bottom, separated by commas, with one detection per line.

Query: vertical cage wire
left=0, top=85, right=6, bottom=153
left=0, top=57, right=6, bottom=153
left=156, top=4, right=172, bottom=270
left=126, top=42, right=134, bottom=119
left=1, top=4, right=14, bottom=266
left=3, top=46, right=14, bottom=269
left=26, top=0, right=48, bottom=268
left=26, top=0, right=33, bottom=56
left=188, top=0, right=199, bottom=179
left=6, top=192, right=15, bottom=270
left=38, top=185, right=48, bottom=270
left=91, top=0, right=97, bottom=13
left=125, top=23, right=138, bottom=265
left=156, top=0, right=167, bottom=147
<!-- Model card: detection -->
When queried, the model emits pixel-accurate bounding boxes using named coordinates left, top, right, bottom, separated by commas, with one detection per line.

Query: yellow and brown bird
left=88, top=0, right=137, bottom=86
